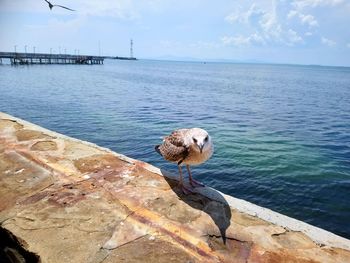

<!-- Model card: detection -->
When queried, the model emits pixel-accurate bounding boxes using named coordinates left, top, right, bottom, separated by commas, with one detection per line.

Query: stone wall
left=1, top=112, right=350, bottom=263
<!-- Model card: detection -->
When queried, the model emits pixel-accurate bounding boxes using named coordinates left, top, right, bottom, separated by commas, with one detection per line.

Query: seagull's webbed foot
left=189, top=178, right=205, bottom=188
left=178, top=183, right=195, bottom=195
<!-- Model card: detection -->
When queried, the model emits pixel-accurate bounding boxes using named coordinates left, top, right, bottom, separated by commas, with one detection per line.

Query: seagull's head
left=190, top=128, right=212, bottom=154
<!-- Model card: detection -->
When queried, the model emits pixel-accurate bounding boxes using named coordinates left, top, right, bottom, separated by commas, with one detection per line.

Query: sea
left=1, top=59, right=349, bottom=238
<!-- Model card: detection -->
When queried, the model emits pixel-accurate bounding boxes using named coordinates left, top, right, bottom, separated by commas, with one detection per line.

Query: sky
left=0, top=0, right=350, bottom=66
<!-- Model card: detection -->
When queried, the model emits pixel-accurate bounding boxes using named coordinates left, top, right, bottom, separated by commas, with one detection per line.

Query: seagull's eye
left=204, top=136, right=208, bottom=142
left=193, top=138, right=197, bottom=143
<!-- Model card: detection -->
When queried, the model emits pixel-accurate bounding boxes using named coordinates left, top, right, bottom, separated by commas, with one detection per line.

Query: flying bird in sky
left=43, top=0, right=75, bottom=11
left=155, top=128, right=214, bottom=194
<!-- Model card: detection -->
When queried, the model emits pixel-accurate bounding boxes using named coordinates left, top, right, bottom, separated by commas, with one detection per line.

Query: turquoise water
left=0, top=60, right=349, bottom=238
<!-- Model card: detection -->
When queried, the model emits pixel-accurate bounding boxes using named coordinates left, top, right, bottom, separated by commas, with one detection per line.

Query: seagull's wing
left=53, top=4, right=75, bottom=11
left=167, top=130, right=188, bottom=146
left=157, top=130, right=189, bottom=164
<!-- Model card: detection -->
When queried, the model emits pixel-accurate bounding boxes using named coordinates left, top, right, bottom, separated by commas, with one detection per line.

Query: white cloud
left=305, top=32, right=313, bottom=36
left=288, top=29, right=303, bottom=44
left=288, top=10, right=318, bottom=27
left=225, top=4, right=264, bottom=24
left=321, top=37, right=336, bottom=46
left=292, top=0, right=345, bottom=9
left=222, top=36, right=250, bottom=46
left=256, top=3, right=284, bottom=42
left=287, top=10, right=298, bottom=19
left=221, top=33, right=265, bottom=47
left=299, top=14, right=318, bottom=27
left=224, top=2, right=306, bottom=47
left=260, top=8, right=278, bottom=33
left=224, top=13, right=240, bottom=24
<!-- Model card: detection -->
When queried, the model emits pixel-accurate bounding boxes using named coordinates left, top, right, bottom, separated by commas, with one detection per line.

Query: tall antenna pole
left=130, top=39, right=133, bottom=58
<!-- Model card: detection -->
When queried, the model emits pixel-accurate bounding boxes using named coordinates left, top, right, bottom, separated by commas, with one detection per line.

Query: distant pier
left=0, top=52, right=105, bottom=65
left=0, top=51, right=138, bottom=65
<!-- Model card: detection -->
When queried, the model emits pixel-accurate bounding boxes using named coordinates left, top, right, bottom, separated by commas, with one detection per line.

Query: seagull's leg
left=187, top=165, right=205, bottom=188
left=178, top=165, right=194, bottom=194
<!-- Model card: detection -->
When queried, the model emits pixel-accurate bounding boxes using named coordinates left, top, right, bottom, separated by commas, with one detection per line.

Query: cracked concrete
left=1, top=112, right=350, bottom=263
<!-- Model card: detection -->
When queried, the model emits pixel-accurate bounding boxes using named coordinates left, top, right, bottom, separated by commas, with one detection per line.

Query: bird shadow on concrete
left=160, top=169, right=232, bottom=245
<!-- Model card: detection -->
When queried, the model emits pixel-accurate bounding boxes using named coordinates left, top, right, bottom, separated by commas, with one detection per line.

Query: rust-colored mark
left=30, top=141, right=58, bottom=151
left=14, top=149, right=67, bottom=178
left=130, top=211, right=219, bottom=262
left=49, top=180, right=103, bottom=207
left=82, top=166, right=137, bottom=190
left=101, top=189, right=221, bottom=262
left=18, top=181, right=92, bottom=208
left=102, top=169, right=129, bottom=183
left=21, top=191, right=52, bottom=205
left=48, top=189, right=85, bottom=207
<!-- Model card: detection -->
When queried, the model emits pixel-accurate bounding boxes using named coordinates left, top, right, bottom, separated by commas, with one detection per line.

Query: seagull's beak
left=197, top=143, right=204, bottom=153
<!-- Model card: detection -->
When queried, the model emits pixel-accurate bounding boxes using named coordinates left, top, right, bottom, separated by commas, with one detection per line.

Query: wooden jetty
left=0, top=52, right=104, bottom=65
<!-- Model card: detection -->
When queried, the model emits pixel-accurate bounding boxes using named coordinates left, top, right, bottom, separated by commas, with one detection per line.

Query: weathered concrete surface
left=0, top=112, right=350, bottom=263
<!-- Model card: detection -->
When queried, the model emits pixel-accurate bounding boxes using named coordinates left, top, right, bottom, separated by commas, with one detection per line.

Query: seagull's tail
left=155, top=145, right=162, bottom=155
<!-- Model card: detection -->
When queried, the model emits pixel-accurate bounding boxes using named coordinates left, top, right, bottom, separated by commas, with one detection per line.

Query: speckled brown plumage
left=155, top=129, right=189, bottom=164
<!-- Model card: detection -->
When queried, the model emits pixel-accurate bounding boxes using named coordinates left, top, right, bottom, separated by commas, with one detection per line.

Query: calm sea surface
left=1, top=60, right=349, bottom=238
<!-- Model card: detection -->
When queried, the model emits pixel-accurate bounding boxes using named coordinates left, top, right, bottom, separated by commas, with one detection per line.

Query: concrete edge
left=1, top=111, right=350, bottom=251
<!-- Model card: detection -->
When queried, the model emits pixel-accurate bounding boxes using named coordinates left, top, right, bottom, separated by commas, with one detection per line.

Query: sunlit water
left=1, top=60, right=349, bottom=238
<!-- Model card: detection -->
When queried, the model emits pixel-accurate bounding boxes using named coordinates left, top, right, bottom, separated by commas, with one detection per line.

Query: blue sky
left=1, top=0, right=350, bottom=66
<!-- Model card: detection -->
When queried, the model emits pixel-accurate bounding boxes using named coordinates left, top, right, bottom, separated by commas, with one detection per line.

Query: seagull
left=43, top=0, right=75, bottom=11
left=155, top=128, right=214, bottom=194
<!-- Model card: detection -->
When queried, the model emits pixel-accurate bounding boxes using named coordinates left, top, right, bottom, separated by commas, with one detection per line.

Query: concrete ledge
left=1, top=112, right=350, bottom=263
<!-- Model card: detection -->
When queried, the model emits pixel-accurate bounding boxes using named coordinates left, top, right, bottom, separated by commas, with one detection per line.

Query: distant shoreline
left=139, top=58, right=350, bottom=69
